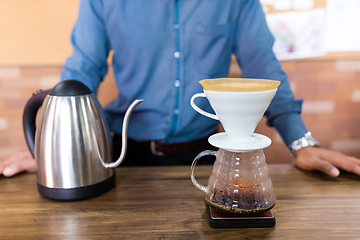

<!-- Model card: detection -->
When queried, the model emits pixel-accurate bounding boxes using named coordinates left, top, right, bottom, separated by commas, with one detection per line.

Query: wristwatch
left=288, top=132, right=320, bottom=156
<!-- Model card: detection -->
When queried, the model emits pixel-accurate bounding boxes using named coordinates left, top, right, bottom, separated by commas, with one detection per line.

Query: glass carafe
left=191, top=148, right=276, bottom=215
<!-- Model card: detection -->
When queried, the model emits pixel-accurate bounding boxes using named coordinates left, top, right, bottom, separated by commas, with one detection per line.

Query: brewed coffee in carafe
left=190, top=78, right=280, bottom=215
left=192, top=148, right=275, bottom=214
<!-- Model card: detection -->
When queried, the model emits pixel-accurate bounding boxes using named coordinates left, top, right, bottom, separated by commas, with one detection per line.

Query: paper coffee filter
left=199, top=78, right=281, bottom=92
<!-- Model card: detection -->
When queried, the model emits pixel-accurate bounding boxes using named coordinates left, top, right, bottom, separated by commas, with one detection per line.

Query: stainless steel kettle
left=23, top=79, right=143, bottom=201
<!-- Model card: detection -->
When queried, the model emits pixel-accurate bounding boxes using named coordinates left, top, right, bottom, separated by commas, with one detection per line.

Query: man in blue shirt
left=1, top=0, right=360, bottom=177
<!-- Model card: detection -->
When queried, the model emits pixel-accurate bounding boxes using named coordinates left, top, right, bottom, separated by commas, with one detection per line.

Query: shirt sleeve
left=60, top=0, right=110, bottom=94
left=233, top=0, right=308, bottom=146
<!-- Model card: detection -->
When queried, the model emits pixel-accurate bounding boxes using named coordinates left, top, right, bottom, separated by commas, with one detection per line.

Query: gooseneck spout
left=104, top=99, right=143, bottom=168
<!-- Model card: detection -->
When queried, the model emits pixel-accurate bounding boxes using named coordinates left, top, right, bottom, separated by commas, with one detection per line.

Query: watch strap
left=288, top=132, right=320, bottom=156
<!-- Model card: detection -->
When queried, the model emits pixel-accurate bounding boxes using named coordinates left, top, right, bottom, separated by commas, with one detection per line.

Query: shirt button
left=173, top=24, right=180, bottom=29
left=174, top=51, right=181, bottom=58
left=174, top=80, right=180, bottom=87
left=174, top=109, right=180, bottom=115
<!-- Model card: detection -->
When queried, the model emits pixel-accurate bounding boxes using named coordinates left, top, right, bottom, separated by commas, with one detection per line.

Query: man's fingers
left=2, top=158, right=37, bottom=177
left=1, top=150, right=36, bottom=177
left=310, top=158, right=340, bottom=177
left=0, top=153, right=20, bottom=173
left=295, top=147, right=360, bottom=177
left=322, top=152, right=360, bottom=176
left=295, top=147, right=340, bottom=177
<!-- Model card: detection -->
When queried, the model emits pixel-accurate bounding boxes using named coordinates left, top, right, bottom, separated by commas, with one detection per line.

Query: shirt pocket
left=193, top=22, right=234, bottom=77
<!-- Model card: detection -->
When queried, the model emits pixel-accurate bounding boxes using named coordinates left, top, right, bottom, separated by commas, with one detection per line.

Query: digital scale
left=206, top=204, right=276, bottom=228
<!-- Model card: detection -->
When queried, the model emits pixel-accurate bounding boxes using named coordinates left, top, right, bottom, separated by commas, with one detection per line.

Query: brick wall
left=1, top=58, right=359, bottom=163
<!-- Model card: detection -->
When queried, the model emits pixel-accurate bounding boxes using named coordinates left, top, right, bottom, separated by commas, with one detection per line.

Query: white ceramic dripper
left=190, top=85, right=278, bottom=152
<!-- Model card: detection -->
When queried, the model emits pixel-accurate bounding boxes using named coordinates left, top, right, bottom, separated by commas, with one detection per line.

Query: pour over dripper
left=190, top=78, right=280, bottom=152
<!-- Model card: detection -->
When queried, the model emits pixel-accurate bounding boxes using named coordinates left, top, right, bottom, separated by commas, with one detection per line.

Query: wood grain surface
left=1, top=164, right=360, bottom=239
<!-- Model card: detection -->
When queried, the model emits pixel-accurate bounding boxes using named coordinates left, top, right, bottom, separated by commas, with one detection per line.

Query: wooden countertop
left=1, top=164, right=360, bottom=239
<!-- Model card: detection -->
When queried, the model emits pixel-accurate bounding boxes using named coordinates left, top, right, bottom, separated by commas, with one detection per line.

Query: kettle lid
left=49, top=79, right=92, bottom=96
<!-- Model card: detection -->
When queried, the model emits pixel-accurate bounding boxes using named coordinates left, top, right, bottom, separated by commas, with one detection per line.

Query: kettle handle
left=190, top=150, right=217, bottom=192
left=23, top=90, right=50, bottom=158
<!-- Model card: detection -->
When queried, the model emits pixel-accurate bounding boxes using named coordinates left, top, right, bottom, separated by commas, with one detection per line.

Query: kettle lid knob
left=49, top=79, right=92, bottom=96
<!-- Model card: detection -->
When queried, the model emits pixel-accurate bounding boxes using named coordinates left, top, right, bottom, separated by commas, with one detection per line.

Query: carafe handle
left=190, top=150, right=216, bottom=192
left=190, top=93, right=218, bottom=120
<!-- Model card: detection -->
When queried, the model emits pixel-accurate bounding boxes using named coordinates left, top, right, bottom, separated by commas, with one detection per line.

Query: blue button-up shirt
left=61, top=0, right=307, bottom=146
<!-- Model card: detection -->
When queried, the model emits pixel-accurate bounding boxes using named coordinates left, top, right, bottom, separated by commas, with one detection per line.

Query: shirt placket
left=165, top=0, right=181, bottom=142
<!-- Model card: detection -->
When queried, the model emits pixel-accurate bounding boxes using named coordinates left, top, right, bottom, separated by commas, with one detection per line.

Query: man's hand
left=0, top=150, right=37, bottom=177
left=295, top=146, right=360, bottom=177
